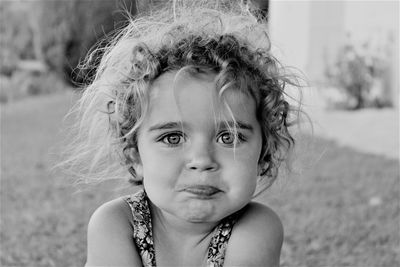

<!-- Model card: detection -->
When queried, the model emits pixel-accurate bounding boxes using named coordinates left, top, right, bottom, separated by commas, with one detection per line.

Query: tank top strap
left=124, top=189, right=156, bottom=267
left=206, top=209, right=242, bottom=267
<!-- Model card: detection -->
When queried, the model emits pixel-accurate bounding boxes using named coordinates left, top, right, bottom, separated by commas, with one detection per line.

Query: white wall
left=269, top=1, right=312, bottom=74
left=269, top=0, right=399, bottom=107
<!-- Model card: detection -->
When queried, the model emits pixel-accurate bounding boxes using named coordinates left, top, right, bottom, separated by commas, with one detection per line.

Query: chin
left=178, top=201, right=218, bottom=222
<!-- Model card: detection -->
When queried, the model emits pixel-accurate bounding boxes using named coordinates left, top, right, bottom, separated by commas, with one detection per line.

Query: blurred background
left=1, top=0, right=399, bottom=266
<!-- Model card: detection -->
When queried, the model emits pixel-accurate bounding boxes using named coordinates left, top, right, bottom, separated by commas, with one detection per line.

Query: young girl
left=65, top=1, right=299, bottom=266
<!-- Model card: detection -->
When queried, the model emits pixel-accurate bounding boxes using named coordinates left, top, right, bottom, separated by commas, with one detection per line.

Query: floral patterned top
left=124, top=189, right=241, bottom=267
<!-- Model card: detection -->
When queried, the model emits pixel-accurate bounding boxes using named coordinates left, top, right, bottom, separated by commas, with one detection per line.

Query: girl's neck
left=149, top=202, right=218, bottom=266
left=149, top=201, right=218, bottom=239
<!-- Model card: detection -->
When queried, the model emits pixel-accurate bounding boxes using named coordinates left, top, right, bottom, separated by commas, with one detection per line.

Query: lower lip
left=182, top=186, right=222, bottom=199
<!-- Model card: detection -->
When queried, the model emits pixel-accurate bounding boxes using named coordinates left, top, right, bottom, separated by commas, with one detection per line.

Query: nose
left=185, top=142, right=219, bottom=172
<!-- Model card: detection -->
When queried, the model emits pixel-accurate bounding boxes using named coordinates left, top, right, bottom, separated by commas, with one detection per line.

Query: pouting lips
left=182, top=185, right=222, bottom=197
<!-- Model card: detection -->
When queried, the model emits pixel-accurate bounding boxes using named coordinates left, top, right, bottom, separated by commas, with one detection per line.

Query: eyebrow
left=218, top=121, right=254, bottom=132
left=148, top=122, right=184, bottom=132
left=148, top=120, right=254, bottom=132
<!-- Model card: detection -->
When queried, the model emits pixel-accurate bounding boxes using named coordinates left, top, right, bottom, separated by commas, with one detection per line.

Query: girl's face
left=136, top=70, right=262, bottom=224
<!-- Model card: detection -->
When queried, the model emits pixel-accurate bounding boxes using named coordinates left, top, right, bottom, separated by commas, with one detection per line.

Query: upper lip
left=181, top=185, right=222, bottom=196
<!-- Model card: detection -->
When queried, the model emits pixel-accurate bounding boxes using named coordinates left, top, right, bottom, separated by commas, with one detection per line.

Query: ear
left=257, top=162, right=269, bottom=177
left=126, top=146, right=143, bottom=179
left=133, top=161, right=143, bottom=178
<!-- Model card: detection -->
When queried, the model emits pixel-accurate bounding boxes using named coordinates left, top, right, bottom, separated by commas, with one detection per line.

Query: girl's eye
left=217, top=132, right=241, bottom=145
left=161, top=133, right=184, bottom=145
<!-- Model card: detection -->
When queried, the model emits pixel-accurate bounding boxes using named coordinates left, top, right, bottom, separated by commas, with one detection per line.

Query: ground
left=1, top=91, right=399, bottom=266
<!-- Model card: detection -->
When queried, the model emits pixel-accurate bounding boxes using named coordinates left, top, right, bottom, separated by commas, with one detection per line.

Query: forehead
left=146, top=70, right=258, bottom=125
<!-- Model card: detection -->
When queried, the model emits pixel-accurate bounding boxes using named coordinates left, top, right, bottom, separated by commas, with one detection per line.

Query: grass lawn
left=1, top=92, right=399, bottom=267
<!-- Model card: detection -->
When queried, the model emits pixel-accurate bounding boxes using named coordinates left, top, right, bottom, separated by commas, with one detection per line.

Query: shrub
left=1, top=0, right=138, bottom=86
left=325, top=40, right=392, bottom=109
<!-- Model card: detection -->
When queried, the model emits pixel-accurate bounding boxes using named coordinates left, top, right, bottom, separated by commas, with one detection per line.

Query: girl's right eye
left=160, top=133, right=184, bottom=146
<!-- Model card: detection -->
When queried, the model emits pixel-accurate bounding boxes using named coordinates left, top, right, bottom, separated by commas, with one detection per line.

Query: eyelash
left=216, top=131, right=246, bottom=145
left=158, top=132, right=185, bottom=147
left=157, top=131, right=246, bottom=147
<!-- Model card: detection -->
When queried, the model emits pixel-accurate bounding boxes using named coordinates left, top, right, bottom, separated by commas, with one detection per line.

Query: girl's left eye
left=161, top=133, right=184, bottom=145
left=217, top=132, right=243, bottom=145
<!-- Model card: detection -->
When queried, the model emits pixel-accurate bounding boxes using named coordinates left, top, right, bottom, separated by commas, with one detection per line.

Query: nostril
left=205, top=165, right=217, bottom=171
left=186, top=159, right=219, bottom=172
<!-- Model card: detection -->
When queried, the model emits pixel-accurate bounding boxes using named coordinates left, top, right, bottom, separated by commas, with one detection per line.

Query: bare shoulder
left=85, top=197, right=142, bottom=267
left=224, top=202, right=284, bottom=267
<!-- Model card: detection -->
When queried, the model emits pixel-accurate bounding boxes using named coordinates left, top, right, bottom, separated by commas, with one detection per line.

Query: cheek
left=224, top=153, right=259, bottom=180
left=140, top=149, right=182, bottom=181
left=223, top=144, right=261, bottom=190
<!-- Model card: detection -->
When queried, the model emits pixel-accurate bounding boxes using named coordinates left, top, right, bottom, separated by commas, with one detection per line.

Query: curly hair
left=61, top=0, right=301, bottom=194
